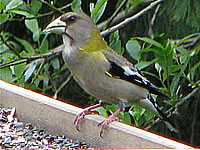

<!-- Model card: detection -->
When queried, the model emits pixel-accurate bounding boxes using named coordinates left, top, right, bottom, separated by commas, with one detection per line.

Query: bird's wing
left=103, top=50, right=169, bottom=99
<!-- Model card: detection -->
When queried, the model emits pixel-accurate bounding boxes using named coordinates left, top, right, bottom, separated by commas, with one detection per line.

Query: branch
left=0, top=58, right=26, bottom=69
left=103, top=0, right=128, bottom=30
left=100, top=0, right=164, bottom=37
left=190, top=96, right=198, bottom=145
left=30, top=59, right=46, bottom=85
left=177, top=86, right=200, bottom=107
left=10, top=0, right=66, bottom=21
left=24, top=45, right=63, bottom=71
left=97, top=2, right=150, bottom=31
left=22, top=46, right=63, bottom=61
left=38, top=0, right=64, bottom=14
left=148, top=4, right=161, bottom=38
left=0, top=34, right=21, bottom=57
left=25, top=3, right=72, bottom=20
left=53, top=73, right=72, bottom=99
left=0, top=44, right=63, bottom=69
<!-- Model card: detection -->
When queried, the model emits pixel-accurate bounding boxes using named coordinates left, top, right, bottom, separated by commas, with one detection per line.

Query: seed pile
left=0, top=107, right=90, bottom=149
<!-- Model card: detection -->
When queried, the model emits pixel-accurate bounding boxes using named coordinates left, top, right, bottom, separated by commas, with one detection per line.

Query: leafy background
left=0, top=0, right=200, bottom=147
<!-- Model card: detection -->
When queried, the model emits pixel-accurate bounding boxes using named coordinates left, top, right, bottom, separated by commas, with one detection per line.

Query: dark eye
left=60, top=15, right=77, bottom=25
left=68, top=16, right=77, bottom=22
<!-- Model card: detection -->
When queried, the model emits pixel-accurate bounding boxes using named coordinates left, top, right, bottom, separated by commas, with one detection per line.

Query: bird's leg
left=98, top=101, right=124, bottom=137
left=74, top=101, right=103, bottom=131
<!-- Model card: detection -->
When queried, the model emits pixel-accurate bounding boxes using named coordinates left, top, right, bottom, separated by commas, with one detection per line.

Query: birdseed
left=0, top=107, right=91, bottom=149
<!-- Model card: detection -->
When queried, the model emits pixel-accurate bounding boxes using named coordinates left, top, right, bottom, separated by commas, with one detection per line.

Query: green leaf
left=24, top=62, right=37, bottom=82
left=51, top=58, right=60, bottom=70
left=188, top=61, right=200, bottom=81
left=0, top=0, right=6, bottom=11
left=0, top=67, right=12, bottom=81
left=91, top=0, right=107, bottom=23
left=34, top=78, right=40, bottom=87
left=44, top=63, right=50, bottom=72
left=136, top=37, right=164, bottom=49
left=180, top=55, right=189, bottom=64
left=9, top=10, right=32, bottom=17
left=6, top=0, right=23, bottom=11
left=43, top=72, right=49, bottom=87
left=164, top=121, right=178, bottom=133
left=150, top=42, right=173, bottom=70
left=14, top=37, right=35, bottom=55
left=176, top=47, right=189, bottom=55
left=0, top=14, right=9, bottom=24
left=0, top=43, right=9, bottom=54
left=14, top=62, right=26, bottom=77
left=31, top=0, right=42, bottom=14
left=170, top=57, right=190, bottom=95
left=194, top=44, right=200, bottom=55
left=129, top=105, right=146, bottom=126
left=176, top=47, right=190, bottom=64
left=118, top=112, right=131, bottom=124
left=105, top=104, right=117, bottom=113
left=109, top=30, right=123, bottom=54
left=127, top=0, right=147, bottom=9
left=168, top=65, right=182, bottom=74
left=71, top=0, right=82, bottom=13
left=163, top=70, right=169, bottom=82
left=136, top=59, right=157, bottom=70
left=126, top=40, right=141, bottom=61
left=95, top=107, right=108, bottom=117
left=25, top=19, right=40, bottom=41
left=39, top=39, right=48, bottom=54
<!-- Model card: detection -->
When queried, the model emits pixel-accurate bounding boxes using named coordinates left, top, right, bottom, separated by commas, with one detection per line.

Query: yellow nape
left=82, top=29, right=108, bottom=52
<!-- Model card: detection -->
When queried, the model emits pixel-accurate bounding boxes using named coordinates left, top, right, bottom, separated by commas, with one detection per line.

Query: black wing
left=107, top=60, right=170, bottom=99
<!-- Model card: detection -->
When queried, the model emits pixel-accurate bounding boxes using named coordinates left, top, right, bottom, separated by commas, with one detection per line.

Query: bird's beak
left=44, top=16, right=66, bottom=34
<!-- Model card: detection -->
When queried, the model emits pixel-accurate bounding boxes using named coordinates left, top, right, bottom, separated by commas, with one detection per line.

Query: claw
left=98, top=117, right=119, bottom=137
left=73, top=102, right=102, bottom=131
left=98, top=109, right=121, bottom=137
left=73, top=101, right=122, bottom=137
left=74, top=110, right=99, bottom=131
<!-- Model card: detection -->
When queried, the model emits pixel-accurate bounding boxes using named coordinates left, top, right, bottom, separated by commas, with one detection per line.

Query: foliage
left=127, top=33, right=200, bottom=128
left=161, top=0, right=200, bottom=30
left=0, top=0, right=200, bottom=146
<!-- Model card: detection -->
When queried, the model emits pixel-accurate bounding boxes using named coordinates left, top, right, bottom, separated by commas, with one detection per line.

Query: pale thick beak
left=44, top=16, right=66, bottom=34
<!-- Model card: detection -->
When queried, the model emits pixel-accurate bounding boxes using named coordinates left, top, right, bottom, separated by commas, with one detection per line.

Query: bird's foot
left=98, top=116, right=119, bottom=137
left=98, top=108, right=121, bottom=137
left=74, top=103, right=102, bottom=131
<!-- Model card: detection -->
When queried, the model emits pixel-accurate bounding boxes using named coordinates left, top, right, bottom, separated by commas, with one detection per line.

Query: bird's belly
left=73, top=70, right=149, bottom=105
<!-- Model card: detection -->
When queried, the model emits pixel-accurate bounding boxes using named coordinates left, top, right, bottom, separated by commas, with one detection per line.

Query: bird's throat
left=82, top=30, right=108, bottom=52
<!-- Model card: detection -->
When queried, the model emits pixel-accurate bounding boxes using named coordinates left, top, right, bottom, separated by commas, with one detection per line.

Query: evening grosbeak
left=45, top=12, right=175, bottom=136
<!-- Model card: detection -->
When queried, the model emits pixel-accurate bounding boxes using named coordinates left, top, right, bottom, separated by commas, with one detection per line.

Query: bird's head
left=45, top=12, right=108, bottom=52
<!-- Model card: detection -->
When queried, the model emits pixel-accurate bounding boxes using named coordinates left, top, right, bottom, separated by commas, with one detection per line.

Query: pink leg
left=98, top=107, right=122, bottom=137
left=74, top=102, right=102, bottom=131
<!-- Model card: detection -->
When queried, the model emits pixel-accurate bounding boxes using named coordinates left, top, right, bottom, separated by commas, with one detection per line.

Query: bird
left=44, top=12, right=176, bottom=136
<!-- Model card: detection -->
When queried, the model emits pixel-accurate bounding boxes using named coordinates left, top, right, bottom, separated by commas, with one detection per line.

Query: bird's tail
left=148, top=94, right=178, bottom=132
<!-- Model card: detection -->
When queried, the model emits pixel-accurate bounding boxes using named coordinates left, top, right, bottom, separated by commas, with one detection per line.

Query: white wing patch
left=122, top=66, right=149, bottom=85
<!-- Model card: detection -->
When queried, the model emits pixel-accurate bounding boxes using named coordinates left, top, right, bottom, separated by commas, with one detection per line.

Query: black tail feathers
left=148, top=94, right=178, bottom=132
left=156, top=106, right=178, bottom=132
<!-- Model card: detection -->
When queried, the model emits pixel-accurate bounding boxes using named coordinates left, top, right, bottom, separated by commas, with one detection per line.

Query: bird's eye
left=60, top=15, right=77, bottom=24
left=68, top=16, right=77, bottom=23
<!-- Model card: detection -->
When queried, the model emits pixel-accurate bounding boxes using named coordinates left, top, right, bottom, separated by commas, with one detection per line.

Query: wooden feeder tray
left=0, top=80, right=193, bottom=149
